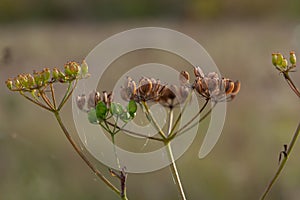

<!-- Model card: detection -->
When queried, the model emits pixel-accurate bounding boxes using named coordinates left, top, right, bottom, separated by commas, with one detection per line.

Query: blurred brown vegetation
left=1, top=0, right=300, bottom=200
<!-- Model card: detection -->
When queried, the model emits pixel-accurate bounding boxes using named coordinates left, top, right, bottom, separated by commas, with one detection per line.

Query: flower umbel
left=192, top=66, right=240, bottom=102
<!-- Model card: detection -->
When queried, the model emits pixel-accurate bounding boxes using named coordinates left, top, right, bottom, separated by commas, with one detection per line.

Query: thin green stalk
left=20, top=92, right=52, bottom=112
left=169, top=100, right=210, bottom=140
left=142, top=101, right=167, bottom=139
left=111, top=135, right=121, bottom=170
left=105, top=121, right=163, bottom=141
left=170, top=90, right=193, bottom=134
left=166, top=108, right=187, bottom=200
left=50, top=83, right=57, bottom=109
left=260, top=122, right=300, bottom=200
left=58, top=80, right=77, bottom=110
left=166, top=142, right=186, bottom=200
left=40, top=91, right=55, bottom=110
left=53, top=111, right=121, bottom=196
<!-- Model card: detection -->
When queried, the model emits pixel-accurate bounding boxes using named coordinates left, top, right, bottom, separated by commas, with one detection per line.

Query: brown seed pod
left=179, top=71, right=190, bottom=85
left=193, top=66, right=205, bottom=78
left=138, top=77, right=153, bottom=97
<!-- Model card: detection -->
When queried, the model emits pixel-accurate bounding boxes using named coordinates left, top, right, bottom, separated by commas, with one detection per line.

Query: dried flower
left=193, top=67, right=240, bottom=102
left=120, top=73, right=190, bottom=108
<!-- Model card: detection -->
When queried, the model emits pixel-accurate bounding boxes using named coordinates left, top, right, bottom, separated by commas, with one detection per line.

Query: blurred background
left=1, top=0, right=300, bottom=199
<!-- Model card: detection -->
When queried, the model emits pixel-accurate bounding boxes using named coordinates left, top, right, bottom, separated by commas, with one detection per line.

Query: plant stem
left=53, top=111, right=121, bottom=196
left=260, top=121, right=300, bottom=200
left=142, top=101, right=166, bottom=139
left=169, top=100, right=211, bottom=140
left=166, top=108, right=187, bottom=200
left=166, top=142, right=186, bottom=200
left=283, top=72, right=300, bottom=98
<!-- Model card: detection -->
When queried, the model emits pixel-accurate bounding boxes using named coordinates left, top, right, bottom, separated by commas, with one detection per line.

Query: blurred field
left=1, top=18, right=300, bottom=200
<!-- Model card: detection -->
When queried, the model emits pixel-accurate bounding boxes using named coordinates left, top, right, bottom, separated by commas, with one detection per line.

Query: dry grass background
left=1, top=19, right=300, bottom=199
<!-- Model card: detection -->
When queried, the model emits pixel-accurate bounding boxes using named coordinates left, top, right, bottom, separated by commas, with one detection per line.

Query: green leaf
left=110, top=102, right=124, bottom=116
left=96, top=101, right=108, bottom=120
left=128, top=100, right=137, bottom=118
left=88, top=108, right=98, bottom=124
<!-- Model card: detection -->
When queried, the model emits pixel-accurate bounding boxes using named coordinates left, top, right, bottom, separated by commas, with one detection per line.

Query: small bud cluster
left=6, top=60, right=89, bottom=92
left=192, top=66, right=240, bottom=102
left=120, top=72, right=191, bottom=108
left=77, top=90, right=137, bottom=124
left=272, top=51, right=297, bottom=72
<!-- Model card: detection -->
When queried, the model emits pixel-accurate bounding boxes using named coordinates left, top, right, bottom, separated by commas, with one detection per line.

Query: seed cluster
left=192, top=66, right=240, bottom=102
left=120, top=74, right=190, bottom=108
left=272, top=51, right=297, bottom=73
left=120, top=66, right=240, bottom=105
left=6, top=61, right=89, bottom=92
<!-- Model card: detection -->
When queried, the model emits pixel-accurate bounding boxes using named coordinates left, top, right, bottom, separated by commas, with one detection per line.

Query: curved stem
left=53, top=111, right=121, bottom=196
left=260, top=121, right=300, bottom=200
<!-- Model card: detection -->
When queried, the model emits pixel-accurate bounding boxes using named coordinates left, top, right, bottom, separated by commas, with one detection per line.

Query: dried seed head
left=193, top=66, right=205, bottom=78
left=179, top=71, right=190, bottom=85
left=159, top=85, right=177, bottom=107
left=120, top=77, right=137, bottom=101
left=193, top=71, right=240, bottom=102
left=138, top=77, right=153, bottom=97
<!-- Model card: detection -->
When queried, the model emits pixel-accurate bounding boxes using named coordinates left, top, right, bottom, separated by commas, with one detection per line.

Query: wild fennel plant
left=260, top=51, right=300, bottom=200
left=6, top=62, right=240, bottom=200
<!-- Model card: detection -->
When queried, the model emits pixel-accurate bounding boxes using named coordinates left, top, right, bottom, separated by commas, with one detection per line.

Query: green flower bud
left=58, top=71, right=66, bottom=83
left=52, top=68, right=59, bottom=80
left=64, top=64, right=72, bottom=77
left=81, top=60, right=88, bottom=76
left=14, top=77, right=21, bottom=88
left=33, top=72, right=43, bottom=87
left=88, top=108, right=98, bottom=124
left=18, top=75, right=28, bottom=88
left=6, top=79, right=13, bottom=90
left=42, top=68, right=51, bottom=82
left=110, top=102, right=124, bottom=116
left=26, top=74, right=35, bottom=88
left=290, top=51, right=296, bottom=65
left=282, top=58, right=288, bottom=68
left=276, top=53, right=283, bottom=66
left=272, top=53, right=278, bottom=66
left=65, top=61, right=80, bottom=78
